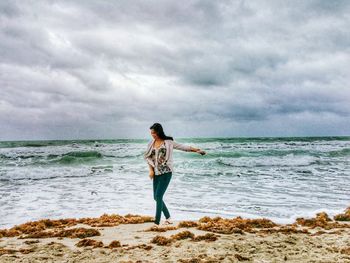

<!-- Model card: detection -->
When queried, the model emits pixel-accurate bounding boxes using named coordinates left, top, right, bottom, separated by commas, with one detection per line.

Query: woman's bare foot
left=163, top=217, right=173, bottom=225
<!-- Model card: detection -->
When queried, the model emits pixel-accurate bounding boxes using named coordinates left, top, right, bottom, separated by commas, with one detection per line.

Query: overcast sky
left=1, top=0, right=349, bottom=140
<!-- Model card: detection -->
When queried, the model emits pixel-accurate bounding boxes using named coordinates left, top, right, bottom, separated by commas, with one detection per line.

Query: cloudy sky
left=1, top=0, right=349, bottom=140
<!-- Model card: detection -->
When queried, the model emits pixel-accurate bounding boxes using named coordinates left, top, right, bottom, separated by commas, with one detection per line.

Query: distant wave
left=0, top=151, right=147, bottom=168
left=207, top=149, right=315, bottom=158
left=47, top=151, right=103, bottom=164
left=327, top=148, right=350, bottom=157
left=0, top=151, right=105, bottom=165
left=0, top=174, right=94, bottom=182
left=0, top=141, right=71, bottom=148
left=0, top=139, right=147, bottom=148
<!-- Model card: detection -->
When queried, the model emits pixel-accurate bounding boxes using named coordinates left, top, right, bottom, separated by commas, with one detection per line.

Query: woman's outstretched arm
left=172, top=141, right=191, bottom=151
left=173, top=141, right=206, bottom=155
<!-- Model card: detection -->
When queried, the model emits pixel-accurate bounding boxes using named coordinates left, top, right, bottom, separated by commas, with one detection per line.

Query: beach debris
left=334, top=207, right=350, bottom=221
left=0, top=247, right=36, bottom=256
left=178, top=257, right=220, bottom=263
left=340, top=247, right=350, bottom=255
left=192, top=233, right=219, bottom=242
left=257, top=226, right=310, bottom=235
left=0, top=214, right=153, bottom=239
left=124, top=244, right=153, bottom=251
left=151, top=230, right=220, bottom=246
left=150, top=216, right=282, bottom=237
left=23, top=239, right=40, bottom=245
left=46, top=241, right=67, bottom=247
left=107, top=240, right=121, bottom=248
left=17, top=247, right=36, bottom=254
left=77, top=213, right=154, bottom=227
left=119, top=261, right=145, bottom=263
left=151, top=235, right=173, bottom=246
left=76, top=238, right=104, bottom=248
left=311, top=229, right=345, bottom=236
left=171, top=230, right=195, bottom=240
left=0, top=248, right=17, bottom=256
left=18, top=227, right=101, bottom=239
left=144, top=225, right=178, bottom=232
left=196, top=216, right=277, bottom=234
left=0, top=218, right=77, bottom=238
left=178, top=220, right=199, bottom=228
left=294, top=212, right=350, bottom=229
left=234, top=253, right=251, bottom=261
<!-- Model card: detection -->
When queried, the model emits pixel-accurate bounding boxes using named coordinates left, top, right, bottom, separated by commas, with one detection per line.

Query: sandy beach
left=0, top=208, right=350, bottom=263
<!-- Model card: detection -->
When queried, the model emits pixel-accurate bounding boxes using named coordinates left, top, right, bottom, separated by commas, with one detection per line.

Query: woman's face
left=150, top=129, right=159, bottom=140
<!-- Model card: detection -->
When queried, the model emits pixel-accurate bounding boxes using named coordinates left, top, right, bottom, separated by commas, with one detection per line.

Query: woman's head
left=150, top=123, right=173, bottom=140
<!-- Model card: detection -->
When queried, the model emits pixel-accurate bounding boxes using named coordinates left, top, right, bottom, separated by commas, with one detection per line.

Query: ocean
left=0, top=137, right=349, bottom=229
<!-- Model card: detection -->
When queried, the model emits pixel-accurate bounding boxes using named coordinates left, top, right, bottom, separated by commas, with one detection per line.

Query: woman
left=144, top=123, right=206, bottom=227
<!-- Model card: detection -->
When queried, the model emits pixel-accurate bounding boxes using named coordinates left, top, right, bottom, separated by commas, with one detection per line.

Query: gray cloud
left=0, top=0, right=349, bottom=140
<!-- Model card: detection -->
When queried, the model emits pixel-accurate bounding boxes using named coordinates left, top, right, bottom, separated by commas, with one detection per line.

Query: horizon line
left=1, top=134, right=350, bottom=143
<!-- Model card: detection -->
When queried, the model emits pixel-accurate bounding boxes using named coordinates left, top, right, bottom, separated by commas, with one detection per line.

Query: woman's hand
left=149, top=170, right=155, bottom=179
left=197, top=149, right=206, bottom=155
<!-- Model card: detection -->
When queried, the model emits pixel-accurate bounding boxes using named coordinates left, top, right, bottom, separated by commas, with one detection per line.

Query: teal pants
left=153, top=172, right=172, bottom=224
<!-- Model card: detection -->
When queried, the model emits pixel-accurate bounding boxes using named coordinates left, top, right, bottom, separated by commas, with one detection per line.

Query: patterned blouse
left=149, top=142, right=172, bottom=175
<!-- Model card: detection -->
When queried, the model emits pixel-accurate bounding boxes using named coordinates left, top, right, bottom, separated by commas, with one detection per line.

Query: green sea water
left=1, top=136, right=349, bottom=229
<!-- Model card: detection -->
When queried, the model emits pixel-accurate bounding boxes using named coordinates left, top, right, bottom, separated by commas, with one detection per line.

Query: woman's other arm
left=144, top=141, right=155, bottom=179
left=145, top=153, right=155, bottom=179
left=148, top=163, right=155, bottom=179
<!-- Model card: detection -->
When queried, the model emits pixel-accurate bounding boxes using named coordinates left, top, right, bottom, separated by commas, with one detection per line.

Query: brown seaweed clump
left=0, top=247, right=36, bottom=256
left=178, top=220, right=199, bottom=228
left=119, top=261, right=146, bottom=263
left=341, top=247, right=350, bottom=255
left=257, top=226, right=310, bottom=235
left=107, top=240, right=122, bottom=248
left=334, top=207, right=350, bottom=221
left=178, top=256, right=220, bottom=263
left=295, top=212, right=350, bottom=229
left=77, top=213, right=154, bottom=227
left=171, top=230, right=195, bottom=240
left=151, top=230, right=220, bottom=246
left=23, top=240, right=40, bottom=245
left=18, top=227, right=101, bottom=239
left=76, top=238, right=104, bottom=248
left=124, top=244, right=153, bottom=251
left=0, top=213, right=153, bottom=239
left=192, top=233, right=218, bottom=242
left=144, top=225, right=178, bottom=232
left=0, top=218, right=78, bottom=238
left=172, top=230, right=220, bottom=242
left=0, top=248, right=17, bottom=256
left=234, top=253, right=251, bottom=261
left=150, top=235, right=173, bottom=246
left=197, top=216, right=278, bottom=234
left=311, top=229, right=344, bottom=236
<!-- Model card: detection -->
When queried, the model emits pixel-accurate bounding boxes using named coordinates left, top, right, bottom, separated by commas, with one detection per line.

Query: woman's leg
left=161, top=201, right=170, bottom=219
left=153, top=173, right=171, bottom=224
left=153, top=176, right=170, bottom=222
left=153, top=172, right=172, bottom=225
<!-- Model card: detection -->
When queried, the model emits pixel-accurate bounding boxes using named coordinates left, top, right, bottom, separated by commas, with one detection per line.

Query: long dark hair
left=150, top=123, right=174, bottom=140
